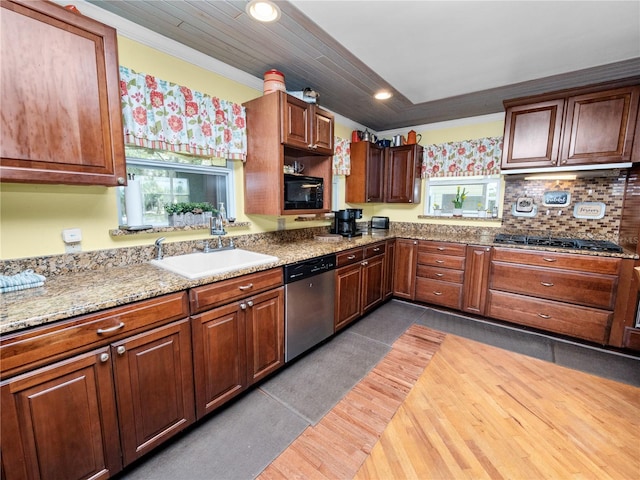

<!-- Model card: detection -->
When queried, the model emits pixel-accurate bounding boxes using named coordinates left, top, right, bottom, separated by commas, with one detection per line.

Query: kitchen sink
left=151, top=249, right=279, bottom=279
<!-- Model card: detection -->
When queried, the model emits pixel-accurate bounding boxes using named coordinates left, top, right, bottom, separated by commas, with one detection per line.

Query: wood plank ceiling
left=86, top=0, right=640, bottom=131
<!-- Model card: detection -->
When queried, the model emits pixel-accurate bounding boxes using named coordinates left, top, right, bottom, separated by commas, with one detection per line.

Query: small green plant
left=433, top=203, right=440, bottom=210
left=164, top=202, right=216, bottom=215
left=452, top=186, right=467, bottom=208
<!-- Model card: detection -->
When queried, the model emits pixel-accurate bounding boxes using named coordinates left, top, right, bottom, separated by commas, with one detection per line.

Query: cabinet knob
left=116, top=346, right=126, bottom=355
left=361, top=260, right=368, bottom=266
left=100, top=353, right=110, bottom=363
left=117, top=177, right=126, bottom=185
left=240, top=303, right=247, bottom=310
left=247, top=300, right=254, bottom=307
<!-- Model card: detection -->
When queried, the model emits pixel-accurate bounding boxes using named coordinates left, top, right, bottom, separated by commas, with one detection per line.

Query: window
left=424, top=175, right=502, bottom=216
left=118, top=147, right=234, bottom=227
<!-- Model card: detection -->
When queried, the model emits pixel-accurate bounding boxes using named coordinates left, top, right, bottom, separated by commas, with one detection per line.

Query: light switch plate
left=62, top=228, right=82, bottom=243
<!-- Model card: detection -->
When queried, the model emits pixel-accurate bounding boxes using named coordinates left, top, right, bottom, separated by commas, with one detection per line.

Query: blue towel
left=0, top=269, right=46, bottom=293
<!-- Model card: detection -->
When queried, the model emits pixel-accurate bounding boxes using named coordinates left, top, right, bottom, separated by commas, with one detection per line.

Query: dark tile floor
left=115, top=300, right=640, bottom=479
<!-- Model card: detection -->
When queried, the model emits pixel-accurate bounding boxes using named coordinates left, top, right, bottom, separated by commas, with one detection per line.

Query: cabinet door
left=245, top=287, right=284, bottom=385
left=393, top=239, right=418, bottom=300
left=501, top=99, right=564, bottom=169
left=1, top=348, right=121, bottom=480
left=312, top=107, right=334, bottom=154
left=361, top=254, right=385, bottom=314
left=335, top=263, right=363, bottom=331
left=112, top=319, right=195, bottom=466
left=366, top=145, right=386, bottom=202
left=384, top=239, right=396, bottom=300
left=561, top=86, right=640, bottom=165
left=191, top=304, right=247, bottom=419
left=386, top=145, right=421, bottom=203
left=282, top=94, right=311, bottom=150
left=462, top=246, right=492, bottom=315
left=0, top=0, right=126, bottom=186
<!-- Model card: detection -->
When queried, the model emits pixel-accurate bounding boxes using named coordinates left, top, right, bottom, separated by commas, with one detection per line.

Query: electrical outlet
left=277, top=218, right=285, bottom=231
left=65, top=243, right=82, bottom=253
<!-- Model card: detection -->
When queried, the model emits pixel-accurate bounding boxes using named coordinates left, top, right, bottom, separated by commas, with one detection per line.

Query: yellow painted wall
left=0, top=35, right=503, bottom=260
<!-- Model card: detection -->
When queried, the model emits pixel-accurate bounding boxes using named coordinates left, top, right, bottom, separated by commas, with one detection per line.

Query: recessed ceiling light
left=374, top=91, right=392, bottom=100
left=246, top=0, right=281, bottom=22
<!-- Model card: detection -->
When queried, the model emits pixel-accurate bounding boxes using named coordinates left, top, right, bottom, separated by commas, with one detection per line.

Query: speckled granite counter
left=1, top=228, right=636, bottom=335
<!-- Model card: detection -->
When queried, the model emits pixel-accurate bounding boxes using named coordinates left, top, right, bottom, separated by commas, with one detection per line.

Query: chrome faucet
left=154, top=237, right=166, bottom=260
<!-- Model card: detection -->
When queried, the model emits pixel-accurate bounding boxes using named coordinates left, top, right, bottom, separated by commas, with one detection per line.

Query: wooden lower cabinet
left=415, top=241, right=466, bottom=309
left=335, top=243, right=386, bottom=331
left=112, top=319, right=195, bottom=466
left=392, top=239, right=418, bottom=300
left=1, top=347, right=122, bottom=480
left=191, top=287, right=284, bottom=419
left=462, top=245, right=492, bottom=315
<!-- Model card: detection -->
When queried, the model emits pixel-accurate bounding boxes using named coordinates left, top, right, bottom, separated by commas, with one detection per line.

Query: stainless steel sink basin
left=151, top=249, right=279, bottom=279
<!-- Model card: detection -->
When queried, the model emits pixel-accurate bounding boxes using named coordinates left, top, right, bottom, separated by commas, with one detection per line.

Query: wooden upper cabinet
left=501, top=99, right=564, bottom=169
left=346, top=141, right=385, bottom=203
left=0, top=0, right=126, bottom=186
left=386, top=144, right=422, bottom=203
left=561, top=86, right=640, bottom=165
left=281, top=94, right=334, bottom=155
left=501, top=80, right=640, bottom=171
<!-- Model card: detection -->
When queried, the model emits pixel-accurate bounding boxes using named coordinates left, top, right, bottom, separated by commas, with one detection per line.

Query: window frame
left=424, top=175, right=502, bottom=217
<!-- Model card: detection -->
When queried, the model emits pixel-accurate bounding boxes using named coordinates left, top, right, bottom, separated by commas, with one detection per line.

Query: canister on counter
left=263, top=69, right=286, bottom=95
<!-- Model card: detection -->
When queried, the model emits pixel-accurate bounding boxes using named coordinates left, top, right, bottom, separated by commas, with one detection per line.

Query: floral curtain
left=119, top=66, right=247, bottom=161
left=333, top=136, right=351, bottom=175
left=422, top=136, right=503, bottom=177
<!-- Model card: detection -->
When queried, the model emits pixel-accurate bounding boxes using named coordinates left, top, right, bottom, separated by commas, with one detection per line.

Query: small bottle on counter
left=218, top=202, right=227, bottom=223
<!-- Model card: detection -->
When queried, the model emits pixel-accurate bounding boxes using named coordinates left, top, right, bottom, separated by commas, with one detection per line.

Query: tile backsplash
left=501, top=170, right=627, bottom=240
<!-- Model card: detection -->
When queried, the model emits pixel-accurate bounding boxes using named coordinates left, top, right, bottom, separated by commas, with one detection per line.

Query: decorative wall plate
left=511, top=203, right=538, bottom=217
left=543, top=190, right=571, bottom=207
left=515, top=197, right=534, bottom=212
left=573, top=202, right=606, bottom=219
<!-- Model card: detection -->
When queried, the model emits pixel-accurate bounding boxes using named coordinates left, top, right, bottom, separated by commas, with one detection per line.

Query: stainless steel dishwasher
left=284, top=253, right=336, bottom=362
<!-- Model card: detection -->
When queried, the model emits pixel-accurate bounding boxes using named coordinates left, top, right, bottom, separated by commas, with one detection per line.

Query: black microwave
left=284, top=174, right=324, bottom=210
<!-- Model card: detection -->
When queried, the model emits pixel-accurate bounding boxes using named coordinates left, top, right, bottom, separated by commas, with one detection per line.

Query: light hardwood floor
left=260, top=325, right=640, bottom=480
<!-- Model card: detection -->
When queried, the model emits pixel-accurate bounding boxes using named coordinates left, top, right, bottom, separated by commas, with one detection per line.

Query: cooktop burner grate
left=493, top=234, right=623, bottom=253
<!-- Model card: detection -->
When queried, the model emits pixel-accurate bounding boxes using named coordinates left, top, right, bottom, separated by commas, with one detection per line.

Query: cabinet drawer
left=418, top=241, right=466, bottom=256
left=415, top=278, right=463, bottom=310
left=490, top=262, right=617, bottom=309
left=487, top=290, right=612, bottom=344
left=190, top=268, right=283, bottom=314
left=417, top=252, right=465, bottom=270
left=337, top=248, right=364, bottom=267
left=364, top=242, right=386, bottom=258
left=492, top=247, right=621, bottom=275
left=416, top=265, right=464, bottom=284
left=1, top=292, right=189, bottom=379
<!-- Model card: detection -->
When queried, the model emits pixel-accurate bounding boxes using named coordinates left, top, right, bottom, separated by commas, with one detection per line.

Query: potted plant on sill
left=165, top=202, right=216, bottom=226
left=452, top=186, right=467, bottom=217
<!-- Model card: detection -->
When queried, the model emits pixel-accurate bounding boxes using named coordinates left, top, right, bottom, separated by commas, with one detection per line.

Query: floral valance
left=333, top=137, right=351, bottom=175
left=119, top=66, right=247, bottom=161
left=422, top=136, right=503, bottom=177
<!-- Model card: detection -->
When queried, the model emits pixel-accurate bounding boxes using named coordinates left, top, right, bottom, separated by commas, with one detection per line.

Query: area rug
left=257, top=324, right=446, bottom=479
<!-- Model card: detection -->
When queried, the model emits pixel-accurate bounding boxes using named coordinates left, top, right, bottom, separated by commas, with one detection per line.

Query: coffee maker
left=331, top=209, right=363, bottom=237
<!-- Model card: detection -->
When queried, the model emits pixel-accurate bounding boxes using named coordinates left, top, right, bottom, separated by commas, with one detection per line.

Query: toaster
left=370, top=216, right=389, bottom=230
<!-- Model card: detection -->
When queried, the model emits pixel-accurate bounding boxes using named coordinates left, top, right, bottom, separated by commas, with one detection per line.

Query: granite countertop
left=1, top=231, right=636, bottom=335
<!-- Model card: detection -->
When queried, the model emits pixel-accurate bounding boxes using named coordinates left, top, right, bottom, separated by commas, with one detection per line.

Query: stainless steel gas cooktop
left=494, top=234, right=623, bottom=253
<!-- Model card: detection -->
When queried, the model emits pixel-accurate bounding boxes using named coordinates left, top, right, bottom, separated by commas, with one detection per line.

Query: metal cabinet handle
left=540, top=282, right=554, bottom=287
left=537, top=313, right=552, bottom=319
left=239, top=283, right=254, bottom=291
left=100, top=353, right=110, bottom=363
left=437, top=247, right=446, bottom=251
left=373, top=247, right=380, bottom=252
left=433, top=291, right=443, bottom=296
left=361, top=261, right=368, bottom=266
left=116, top=346, right=126, bottom=355
left=247, top=300, right=254, bottom=307
left=347, top=255, right=356, bottom=260
left=435, top=260, right=445, bottom=264
left=97, top=322, right=125, bottom=334
left=435, top=273, right=444, bottom=277
left=542, top=258, right=557, bottom=262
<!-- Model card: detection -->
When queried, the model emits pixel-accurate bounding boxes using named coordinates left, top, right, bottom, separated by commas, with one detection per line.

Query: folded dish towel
left=0, top=269, right=46, bottom=293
